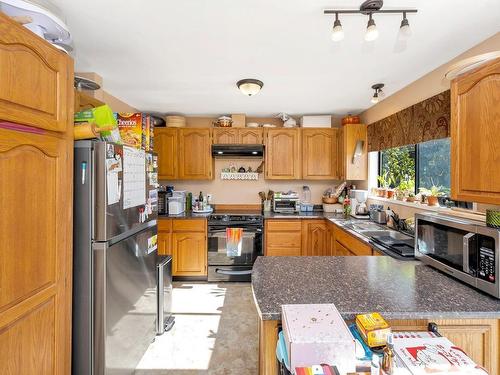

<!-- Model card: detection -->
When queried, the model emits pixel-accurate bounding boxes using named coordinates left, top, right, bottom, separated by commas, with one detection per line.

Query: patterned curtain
left=367, top=90, right=450, bottom=152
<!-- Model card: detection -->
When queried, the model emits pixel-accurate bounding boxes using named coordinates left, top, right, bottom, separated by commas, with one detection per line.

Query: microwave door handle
left=463, top=232, right=475, bottom=274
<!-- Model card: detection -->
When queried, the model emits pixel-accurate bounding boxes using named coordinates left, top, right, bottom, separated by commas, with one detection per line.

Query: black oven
left=207, top=214, right=263, bottom=282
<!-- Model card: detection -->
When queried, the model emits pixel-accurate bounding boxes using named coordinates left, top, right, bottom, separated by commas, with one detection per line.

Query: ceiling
left=51, top=0, right=499, bottom=116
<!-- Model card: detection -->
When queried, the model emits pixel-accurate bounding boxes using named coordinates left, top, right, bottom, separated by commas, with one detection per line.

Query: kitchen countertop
left=252, top=256, right=500, bottom=321
left=263, top=211, right=343, bottom=220
left=158, top=211, right=211, bottom=219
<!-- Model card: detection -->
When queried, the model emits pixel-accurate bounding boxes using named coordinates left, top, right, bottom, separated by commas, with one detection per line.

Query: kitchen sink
left=358, top=230, right=412, bottom=241
left=342, top=222, right=385, bottom=231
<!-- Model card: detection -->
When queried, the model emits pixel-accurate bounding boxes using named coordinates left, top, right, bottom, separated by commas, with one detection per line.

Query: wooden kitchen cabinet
left=0, top=14, right=74, bottom=375
left=213, top=128, right=238, bottom=144
left=340, top=124, right=367, bottom=181
left=239, top=128, right=263, bottom=144
left=451, top=58, right=500, bottom=204
left=301, top=219, right=328, bottom=256
left=337, top=127, right=345, bottom=180
left=158, top=218, right=207, bottom=277
left=178, top=128, right=213, bottom=180
left=326, top=221, right=336, bottom=256
left=333, top=224, right=373, bottom=256
left=0, top=13, right=72, bottom=133
left=156, top=128, right=178, bottom=179
left=172, top=232, right=207, bottom=276
left=265, top=129, right=301, bottom=179
left=265, top=220, right=302, bottom=256
left=302, top=129, right=338, bottom=180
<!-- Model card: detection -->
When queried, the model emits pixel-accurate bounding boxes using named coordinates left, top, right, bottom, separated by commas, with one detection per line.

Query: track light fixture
left=371, top=83, right=384, bottom=104
left=324, top=0, right=416, bottom=42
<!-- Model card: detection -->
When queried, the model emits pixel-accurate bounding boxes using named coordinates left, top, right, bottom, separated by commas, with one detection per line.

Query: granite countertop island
left=252, top=256, right=500, bottom=321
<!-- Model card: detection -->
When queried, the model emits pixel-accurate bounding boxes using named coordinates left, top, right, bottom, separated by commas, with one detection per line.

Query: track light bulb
left=331, top=18, right=344, bottom=42
left=399, top=15, right=412, bottom=40
left=371, top=92, right=379, bottom=104
left=365, top=16, right=379, bottom=42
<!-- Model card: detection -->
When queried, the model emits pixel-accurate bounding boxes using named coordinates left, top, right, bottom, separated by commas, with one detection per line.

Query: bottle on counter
left=382, top=334, right=395, bottom=375
left=371, top=354, right=381, bottom=375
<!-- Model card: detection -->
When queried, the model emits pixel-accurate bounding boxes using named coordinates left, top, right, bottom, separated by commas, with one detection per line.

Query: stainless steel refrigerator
left=73, top=140, right=159, bottom=375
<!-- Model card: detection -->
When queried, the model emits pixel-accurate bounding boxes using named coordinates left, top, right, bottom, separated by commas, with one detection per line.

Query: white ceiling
left=52, top=0, right=500, bottom=116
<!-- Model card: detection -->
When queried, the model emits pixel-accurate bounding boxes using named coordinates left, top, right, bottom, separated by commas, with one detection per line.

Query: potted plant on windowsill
left=377, top=171, right=393, bottom=198
left=406, top=192, right=416, bottom=203
left=397, top=179, right=415, bottom=201
left=419, top=186, right=445, bottom=206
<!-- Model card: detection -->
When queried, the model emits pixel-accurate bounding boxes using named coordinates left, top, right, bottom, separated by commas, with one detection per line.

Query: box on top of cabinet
left=300, top=115, right=331, bottom=128
left=281, top=304, right=356, bottom=374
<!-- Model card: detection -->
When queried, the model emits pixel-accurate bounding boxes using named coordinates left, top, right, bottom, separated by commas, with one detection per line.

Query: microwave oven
left=415, top=213, right=499, bottom=298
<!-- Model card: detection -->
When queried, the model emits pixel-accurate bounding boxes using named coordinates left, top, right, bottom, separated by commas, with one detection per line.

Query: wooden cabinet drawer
left=172, top=218, right=206, bottom=232
left=266, top=232, right=302, bottom=248
left=333, top=225, right=372, bottom=256
left=266, top=247, right=301, bottom=257
left=266, top=220, right=302, bottom=232
left=158, top=218, right=173, bottom=232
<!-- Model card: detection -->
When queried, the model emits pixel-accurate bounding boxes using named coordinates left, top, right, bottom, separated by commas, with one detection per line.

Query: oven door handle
left=215, top=268, right=253, bottom=276
left=463, top=232, right=475, bottom=274
left=208, top=228, right=262, bottom=234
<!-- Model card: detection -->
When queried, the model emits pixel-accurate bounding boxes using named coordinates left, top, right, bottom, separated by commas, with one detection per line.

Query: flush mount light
left=237, top=79, right=263, bottom=96
left=324, top=0, right=416, bottom=42
left=331, top=13, right=344, bottom=41
left=371, top=83, right=384, bottom=104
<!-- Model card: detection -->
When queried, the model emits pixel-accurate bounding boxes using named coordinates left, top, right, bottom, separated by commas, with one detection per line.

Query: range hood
left=212, top=144, right=264, bottom=158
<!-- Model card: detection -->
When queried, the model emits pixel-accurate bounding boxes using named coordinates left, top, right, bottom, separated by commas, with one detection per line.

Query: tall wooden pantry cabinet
left=0, top=13, right=74, bottom=374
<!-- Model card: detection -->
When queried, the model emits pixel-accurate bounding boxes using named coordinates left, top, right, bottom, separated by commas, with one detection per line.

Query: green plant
left=397, top=179, right=415, bottom=194
left=377, top=171, right=393, bottom=189
left=380, top=145, right=415, bottom=187
left=419, top=185, right=445, bottom=197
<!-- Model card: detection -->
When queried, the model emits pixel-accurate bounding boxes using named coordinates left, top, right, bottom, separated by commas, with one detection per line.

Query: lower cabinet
left=301, top=219, right=328, bottom=256
left=158, top=218, right=207, bottom=277
left=265, top=219, right=378, bottom=257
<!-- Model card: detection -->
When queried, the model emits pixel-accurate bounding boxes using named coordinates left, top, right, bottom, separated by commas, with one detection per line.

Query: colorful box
left=355, top=312, right=391, bottom=348
left=282, top=304, right=356, bottom=375
left=116, top=112, right=143, bottom=149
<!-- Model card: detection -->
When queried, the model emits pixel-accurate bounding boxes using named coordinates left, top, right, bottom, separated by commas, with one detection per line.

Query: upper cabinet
left=156, top=128, right=178, bottom=180
left=0, top=13, right=73, bottom=132
left=341, top=124, right=367, bottom=181
left=239, top=128, right=263, bottom=144
left=451, top=58, right=500, bottom=204
left=178, top=128, right=213, bottom=180
left=213, top=128, right=238, bottom=144
left=265, top=128, right=301, bottom=179
left=212, top=128, right=263, bottom=144
left=302, top=128, right=338, bottom=179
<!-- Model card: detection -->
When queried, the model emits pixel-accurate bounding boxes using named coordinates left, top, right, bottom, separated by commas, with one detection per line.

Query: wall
left=160, top=159, right=342, bottom=204
left=360, top=32, right=500, bottom=125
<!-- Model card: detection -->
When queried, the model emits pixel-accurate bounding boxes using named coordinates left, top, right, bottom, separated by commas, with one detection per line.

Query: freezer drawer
left=156, top=255, right=174, bottom=335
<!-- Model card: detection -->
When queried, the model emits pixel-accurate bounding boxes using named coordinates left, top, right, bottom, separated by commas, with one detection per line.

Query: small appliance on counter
left=168, top=190, right=186, bottom=215
left=349, top=189, right=369, bottom=219
left=272, top=191, right=300, bottom=213
left=369, top=204, right=387, bottom=224
left=158, top=186, right=173, bottom=215
left=415, top=213, right=499, bottom=298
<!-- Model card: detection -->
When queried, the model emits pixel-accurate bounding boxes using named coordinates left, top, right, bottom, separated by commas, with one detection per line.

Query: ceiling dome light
left=399, top=12, right=412, bottom=40
left=237, top=79, right=263, bottom=96
left=331, top=13, right=344, bottom=42
left=371, top=83, right=384, bottom=104
left=365, top=14, right=379, bottom=41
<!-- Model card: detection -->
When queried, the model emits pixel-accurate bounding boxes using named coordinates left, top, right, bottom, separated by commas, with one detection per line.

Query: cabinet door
left=302, top=129, right=337, bottom=179
left=213, top=128, right=238, bottom=144
left=337, top=127, right=346, bottom=180
left=239, top=129, right=263, bottom=144
left=343, top=124, right=367, bottom=181
left=301, top=220, right=328, bottom=256
left=156, top=128, right=178, bottom=180
left=0, top=13, right=72, bottom=132
left=158, top=231, right=172, bottom=256
left=178, top=128, right=213, bottom=180
left=451, top=58, right=500, bottom=204
left=265, top=129, right=301, bottom=179
left=172, top=232, right=207, bottom=276
left=0, top=128, right=72, bottom=374
left=335, top=241, right=355, bottom=256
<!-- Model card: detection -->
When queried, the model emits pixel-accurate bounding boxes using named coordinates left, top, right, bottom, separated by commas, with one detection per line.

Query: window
left=417, top=138, right=450, bottom=194
left=378, top=138, right=471, bottom=208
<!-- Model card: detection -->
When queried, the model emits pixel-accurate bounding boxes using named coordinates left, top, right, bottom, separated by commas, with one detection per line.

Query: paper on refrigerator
left=123, top=146, right=146, bottom=209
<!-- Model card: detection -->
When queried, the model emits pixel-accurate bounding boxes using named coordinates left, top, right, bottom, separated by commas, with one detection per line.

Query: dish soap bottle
left=382, top=333, right=395, bottom=374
